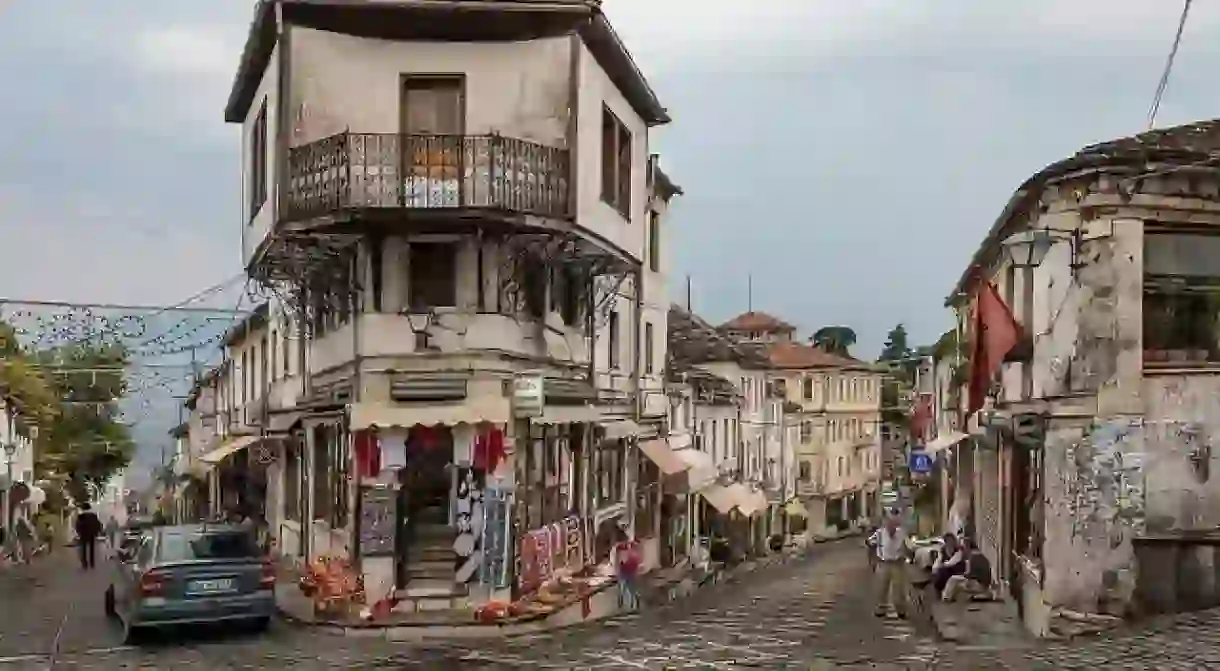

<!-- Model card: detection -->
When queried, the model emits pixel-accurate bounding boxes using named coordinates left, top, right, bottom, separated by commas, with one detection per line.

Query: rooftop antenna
left=685, top=275, right=692, bottom=312
left=747, top=274, right=753, bottom=312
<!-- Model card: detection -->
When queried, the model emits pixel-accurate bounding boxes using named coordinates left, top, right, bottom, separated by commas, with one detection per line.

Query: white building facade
left=220, top=0, right=674, bottom=615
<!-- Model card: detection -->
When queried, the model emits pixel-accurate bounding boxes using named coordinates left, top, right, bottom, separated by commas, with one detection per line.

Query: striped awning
left=199, top=435, right=260, bottom=465
left=639, top=438, right=692, bottom=476
left=348, top=400, right=510, bottom=430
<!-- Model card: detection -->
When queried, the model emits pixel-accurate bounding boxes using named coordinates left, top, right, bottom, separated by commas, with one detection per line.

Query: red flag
left=967, top=282, right=1022, bottom=415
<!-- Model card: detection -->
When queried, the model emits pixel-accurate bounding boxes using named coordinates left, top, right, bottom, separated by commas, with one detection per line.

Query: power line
left=1147, top=0, right=1193, bottom=129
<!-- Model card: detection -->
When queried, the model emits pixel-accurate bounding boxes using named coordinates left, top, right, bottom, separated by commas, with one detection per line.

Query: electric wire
left=1147, top=0, right=1193, bottom=129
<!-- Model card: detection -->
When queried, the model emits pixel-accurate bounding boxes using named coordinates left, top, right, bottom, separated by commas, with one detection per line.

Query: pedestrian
left=869, top=508, right=912, bottom=619
left=104, top=516, right=120, bottom=552
left=13, top=509, right=37, bottom=565
left=74, top=503, right=103, bottom=570
left=613, top=526, right=643, bottom=611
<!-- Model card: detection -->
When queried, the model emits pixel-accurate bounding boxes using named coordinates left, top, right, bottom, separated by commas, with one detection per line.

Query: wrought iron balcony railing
left=286, top=132, right=571, bottom=222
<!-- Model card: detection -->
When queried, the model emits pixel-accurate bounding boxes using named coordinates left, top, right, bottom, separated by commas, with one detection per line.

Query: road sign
left=909, top=451, right=933, bottom=474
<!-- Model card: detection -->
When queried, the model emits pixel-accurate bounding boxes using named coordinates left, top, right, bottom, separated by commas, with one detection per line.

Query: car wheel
left=104, top=586, right=116, bottom=617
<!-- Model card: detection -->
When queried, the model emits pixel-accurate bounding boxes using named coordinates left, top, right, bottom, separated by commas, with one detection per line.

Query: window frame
left=647, top=210, right=660, bottom=272
left=1142, top=230, right=1220, bottom=369
left=607, top=309, right=621, bottom=370
left=408, top=241, right=459, bottom=310
left=248, top=99, right=268, bottom=221
left=600, top=107, right=633, bottom=218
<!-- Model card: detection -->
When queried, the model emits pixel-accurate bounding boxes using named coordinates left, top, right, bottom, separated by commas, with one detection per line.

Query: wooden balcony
left=285, top=132, right=571, bottom=224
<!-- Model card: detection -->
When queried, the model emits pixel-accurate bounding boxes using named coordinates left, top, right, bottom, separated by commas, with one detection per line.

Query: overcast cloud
left=2, top=1, right=1217, bottom=471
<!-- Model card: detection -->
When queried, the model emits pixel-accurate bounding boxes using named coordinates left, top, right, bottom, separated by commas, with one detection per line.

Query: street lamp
left=401, top=305, right=438, bottom=350
left=1001, top=228, right=1083, bottom=275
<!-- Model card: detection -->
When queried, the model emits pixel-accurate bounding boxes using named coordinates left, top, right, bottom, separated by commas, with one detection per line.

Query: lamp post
left=401, top=305, right=438, bottom=350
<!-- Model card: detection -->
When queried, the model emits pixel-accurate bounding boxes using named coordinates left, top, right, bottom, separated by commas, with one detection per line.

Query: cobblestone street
left=6, top=541, right=1220, bottom=669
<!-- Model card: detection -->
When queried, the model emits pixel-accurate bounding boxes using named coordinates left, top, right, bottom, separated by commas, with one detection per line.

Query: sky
left=1, top=0, right=1218, bottom=471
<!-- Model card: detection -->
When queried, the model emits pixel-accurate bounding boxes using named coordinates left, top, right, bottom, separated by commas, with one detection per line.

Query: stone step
left=410, top=545, right=455, bottom=563
left=406, top=560, right=455, bottom=581
left=395, top=579, right=468, bottom=599
left=413, top=523, right=454, bottom=541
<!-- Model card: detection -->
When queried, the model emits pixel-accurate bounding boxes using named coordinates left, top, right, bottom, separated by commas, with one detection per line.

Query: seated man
left=930, top=533, right=965, bottom=595
left=942, top=538, right=992, bottom=602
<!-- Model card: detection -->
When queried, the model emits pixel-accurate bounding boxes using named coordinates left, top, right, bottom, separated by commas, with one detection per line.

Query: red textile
left=967, top=281, right=1023, bottom=415
left=473, top=428, right=506, bottom=473
left=910, top=393, right=934, bottom=441
left=354, top=430, right=381, bottom=478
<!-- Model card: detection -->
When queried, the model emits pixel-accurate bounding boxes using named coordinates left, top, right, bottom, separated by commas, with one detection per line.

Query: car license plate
left=188, top=578, right=234, bottom=593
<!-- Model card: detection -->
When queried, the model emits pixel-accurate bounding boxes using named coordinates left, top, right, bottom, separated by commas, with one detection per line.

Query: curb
left=276, top=533, right=861, bottom=639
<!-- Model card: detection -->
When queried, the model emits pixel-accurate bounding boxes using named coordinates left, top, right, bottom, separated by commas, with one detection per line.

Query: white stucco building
left=216, top=0, right=677, bottom=616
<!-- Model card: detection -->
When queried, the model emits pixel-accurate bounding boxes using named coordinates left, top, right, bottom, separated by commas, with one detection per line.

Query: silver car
left=104, top=524, right=275, bottom=642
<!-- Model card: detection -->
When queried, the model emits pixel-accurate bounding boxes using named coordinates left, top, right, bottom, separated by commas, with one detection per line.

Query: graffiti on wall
left=1066, top=418, right=1146, bottom=543
left=480, top=487, right=512, bottom=589
left=516, top=515, right=585, bottom=594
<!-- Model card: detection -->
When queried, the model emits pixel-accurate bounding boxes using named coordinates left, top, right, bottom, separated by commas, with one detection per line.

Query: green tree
left=810, top=326, right=857, bottom=357
left=877, top=323, right=913, bottom=364
left=0, top=322, right=60, bottom=428
left=38, top=343, right=134, bottom=504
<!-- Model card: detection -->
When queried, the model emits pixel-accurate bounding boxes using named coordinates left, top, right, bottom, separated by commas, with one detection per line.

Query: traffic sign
left=909, top=451, right=933, bottom=474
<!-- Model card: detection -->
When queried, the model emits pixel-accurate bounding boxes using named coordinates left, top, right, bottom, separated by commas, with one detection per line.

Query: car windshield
left=159, top=531, right=259, bottom=561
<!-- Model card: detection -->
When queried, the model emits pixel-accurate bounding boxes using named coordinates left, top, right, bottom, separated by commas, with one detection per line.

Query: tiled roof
left=718, top=311, right=795, bottom=333
left=765, top=341, right=870, bottom=370
left=668, top=305, right=770, bottom=369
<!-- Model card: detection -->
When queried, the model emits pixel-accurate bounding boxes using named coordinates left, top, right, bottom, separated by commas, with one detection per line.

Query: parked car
left=105, top=524, right=275, bottom=643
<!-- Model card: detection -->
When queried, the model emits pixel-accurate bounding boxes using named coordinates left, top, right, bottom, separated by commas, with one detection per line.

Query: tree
left=877, top=323, right=913, bottom=364
left=810, top=326, right=857, bottom=357
left=35, top=342, right=135, bottom=504
left=0, top=322, right=60, bottom=429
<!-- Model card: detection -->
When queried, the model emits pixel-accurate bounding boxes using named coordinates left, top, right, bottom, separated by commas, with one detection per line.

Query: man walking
left=74, top=503, right=103, bottom=570
left=868, top=509, right=912, bottom=618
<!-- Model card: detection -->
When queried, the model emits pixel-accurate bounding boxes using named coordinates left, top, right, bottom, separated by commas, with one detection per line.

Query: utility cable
left=1147, top=0, right=1193, bottom=129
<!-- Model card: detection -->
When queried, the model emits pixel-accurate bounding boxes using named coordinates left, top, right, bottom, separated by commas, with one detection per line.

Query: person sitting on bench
left=942, top=538, right=992, bottom=602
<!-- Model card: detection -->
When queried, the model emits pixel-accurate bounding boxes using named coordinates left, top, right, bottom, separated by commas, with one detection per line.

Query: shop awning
left=348, top=400, right=510, bottom=430
left=925, top=431, right=968, bottom=456
left=639, top=438, right=692, bottom=476
left=667, top=433, right=692, bottom=451
left=600, top=419, right=640, bottom=440
left=533, top=405, right=603, bottom=425
left=730, top=484, right=768, bottom=517
left=199, top=435, right=260, bottom=465
left=700, top=485, right=737, bottom=514
left=267, top=411, right=304, bottom=434
left=674, top=449, right=717, bottom=490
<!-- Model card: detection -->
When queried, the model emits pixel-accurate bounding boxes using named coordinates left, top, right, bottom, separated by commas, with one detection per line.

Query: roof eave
left=225, top=0, right=277, bottom=125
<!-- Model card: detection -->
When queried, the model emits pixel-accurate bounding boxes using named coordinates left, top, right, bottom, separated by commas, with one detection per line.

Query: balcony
left=286, top=133, right=571, bottom=223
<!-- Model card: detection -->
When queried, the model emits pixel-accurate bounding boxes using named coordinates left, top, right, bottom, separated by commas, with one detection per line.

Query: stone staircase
left=394, top=506, right=469, bottom=613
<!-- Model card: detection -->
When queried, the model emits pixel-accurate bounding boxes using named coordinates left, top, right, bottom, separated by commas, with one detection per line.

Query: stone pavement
left=10, top=539, right=1220, bottom=668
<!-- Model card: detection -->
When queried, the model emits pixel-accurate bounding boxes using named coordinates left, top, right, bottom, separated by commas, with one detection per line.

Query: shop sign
left=511, top=373, right=544, bottom=418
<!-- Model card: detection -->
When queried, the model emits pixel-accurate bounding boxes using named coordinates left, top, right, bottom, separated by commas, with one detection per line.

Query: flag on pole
left=967, top=282, right=1023, bottom=415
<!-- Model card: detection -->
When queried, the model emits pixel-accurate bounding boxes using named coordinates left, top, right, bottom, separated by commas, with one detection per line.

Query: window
left=282, top=329, right=292, bottom=376
left=644, top=322, right=655, bottom=374
left=799, top=461, right=812, bottom=482
left=607, top=310, right=620, bottom=369
left=240, top=351, right=249, bottom=405
left=284, top=441, right=302, bottom=523
left=647, top=210, right=660, bottom=272
left=802, top=377, right=814, bottom=400
left=800, top=421, right=812, bottom=442
left=600, top=107, right=632, bottom=216
left=1144, top=232, right=1220, bottom=366
left=259, top=335, right=268, bottom=395
left=269, top=332, right=278, bottom=381
left=521, top=256, right=547, bottom=319
left=249, top=99, right=268, bottom=218
left=594, top=438, right=625, bottom=508
left=635, top=458, right=659, bottom=537
left=408, top=242, right=457, bottom=309
left=312, top=424, right=349, bottom=529
left=525, top=426, right=571, bottom=529
left=160, top=530, right=259, bottom=561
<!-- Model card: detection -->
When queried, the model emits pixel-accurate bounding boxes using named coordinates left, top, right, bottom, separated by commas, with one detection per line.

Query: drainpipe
left=629, top=268, right=643, bottom=538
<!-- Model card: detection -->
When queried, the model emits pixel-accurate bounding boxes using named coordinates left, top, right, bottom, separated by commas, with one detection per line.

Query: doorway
left=400, top=75, right=465, bottom=207
left=394, top=426, right=455, bottom=588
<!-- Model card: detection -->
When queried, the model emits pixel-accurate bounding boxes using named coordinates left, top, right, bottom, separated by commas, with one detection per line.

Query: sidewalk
left=0, top=545, right=116, bottom=659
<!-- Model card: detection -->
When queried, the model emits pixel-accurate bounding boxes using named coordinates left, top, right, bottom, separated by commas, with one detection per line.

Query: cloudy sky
left=1, top=1, right=1216, bottom=467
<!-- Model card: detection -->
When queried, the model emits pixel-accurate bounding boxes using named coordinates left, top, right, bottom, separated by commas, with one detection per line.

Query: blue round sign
left=909, top=451, right=933, bottom=474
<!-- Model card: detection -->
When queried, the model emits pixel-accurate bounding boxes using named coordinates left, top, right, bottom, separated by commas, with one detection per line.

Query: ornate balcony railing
left=286, top=132, right=571, bottom=222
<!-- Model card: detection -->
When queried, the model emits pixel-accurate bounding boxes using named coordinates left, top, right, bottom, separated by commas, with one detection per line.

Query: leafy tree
left=877, top=323, right=913, bottom=364
left=35, top=342, right=134, bottom=504
left=810, top=326, right=857, bottom=357
left=3, top=318, right=135, bottom=505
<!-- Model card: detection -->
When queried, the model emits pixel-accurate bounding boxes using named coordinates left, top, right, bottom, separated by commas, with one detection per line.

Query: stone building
left=947, top=119, right=1220, bottom=636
